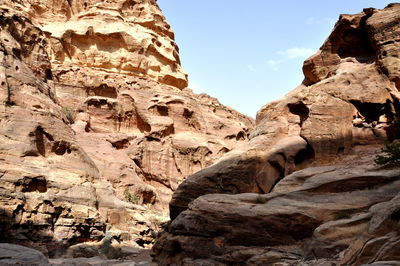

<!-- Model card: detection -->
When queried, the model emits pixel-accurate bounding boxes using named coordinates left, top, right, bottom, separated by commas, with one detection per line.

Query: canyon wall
left=0, top=0, right=254, bottom=256
left=154, top=4, right=400, bottom=265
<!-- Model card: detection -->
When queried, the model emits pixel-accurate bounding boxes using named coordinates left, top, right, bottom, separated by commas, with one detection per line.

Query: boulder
left=0, top=243, right=50, bottom=266
left=154, top=4, right=400, bottom=265
left=154, top=161, right=400, bottom=265
left=169, top=1, right=400, bottom=221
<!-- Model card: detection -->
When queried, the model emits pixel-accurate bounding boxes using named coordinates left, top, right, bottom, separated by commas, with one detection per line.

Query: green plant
left=124, top=188, right=140, bottom=204
left=98, top=232, right=121, bottom=259
left=62, top=106, right=76, bottom=124
left=255, top=195, right=267, bottom=204
left=374, top=140, right=400, bottom=166
left=333, top=210, right=352, bottom=220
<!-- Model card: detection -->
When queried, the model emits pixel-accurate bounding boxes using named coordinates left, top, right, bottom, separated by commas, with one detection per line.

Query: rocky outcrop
left=0, top=0, right=253, bottom=257
left=169, top=135, right=310, bottom=219
left=0, top=243, right=154, bottom=265
left=154, top=4, right=400, bottom=265
left=0, top=6, right=107, bottom=255
left=26, top=0, right=188, bottom=89
left=0, top=243, right=50, bottom=266
left=154, top=147, right=400, bottom=265
left=169, top=3, right=400, bottom=220
left=27, top=0, right=253, bottom=207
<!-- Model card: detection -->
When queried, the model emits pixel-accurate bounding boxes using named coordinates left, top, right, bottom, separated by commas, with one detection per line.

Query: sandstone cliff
left=154, top=4, right=400, bottom=265
left=0, top=0, right=254, bottom=257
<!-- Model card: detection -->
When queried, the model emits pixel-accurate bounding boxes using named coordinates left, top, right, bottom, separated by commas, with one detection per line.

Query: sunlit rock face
left=26, top=0, right=188, bottom=89
left=0, top=0, right=254, bottom=256
left=154, top=4, right=400, bottom=265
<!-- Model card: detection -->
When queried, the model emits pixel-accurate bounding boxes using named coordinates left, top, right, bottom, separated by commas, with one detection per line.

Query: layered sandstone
left=169, top=3, right=400, bottom=220
left=0, top=0, right=254, bottom=257
left=26, top=0, right=188, bottom=89
left=155, top=147, right=400, bottom=265
left=154, top=4, right=400, bottom=265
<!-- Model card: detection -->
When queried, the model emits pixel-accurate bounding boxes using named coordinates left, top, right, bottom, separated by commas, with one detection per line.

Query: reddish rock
left=0, top=0, right=254, bottom=257
left=156, top=4, right=400, bottom=265
left=154, top=150, right=400, bottom=265
left=169, top=3, right=400, bottom=220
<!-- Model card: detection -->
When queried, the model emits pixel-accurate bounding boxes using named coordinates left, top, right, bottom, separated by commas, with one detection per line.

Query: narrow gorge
left=0, top=0, right=253, bottom=263
left=0, top=1, right=399, bottom=265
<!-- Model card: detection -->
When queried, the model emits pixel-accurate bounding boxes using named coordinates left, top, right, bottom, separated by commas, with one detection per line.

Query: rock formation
left=0, top=243, right=51, bottom=266
left=154, top=4, right=400, bottom=265
left=0, top=0, right=253, bottom=257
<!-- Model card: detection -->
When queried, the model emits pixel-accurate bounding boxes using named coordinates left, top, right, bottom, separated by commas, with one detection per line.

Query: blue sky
left=158, top=1, right=395, bottom=118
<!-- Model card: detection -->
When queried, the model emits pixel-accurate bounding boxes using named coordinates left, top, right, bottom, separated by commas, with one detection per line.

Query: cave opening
left=87, top=84, right=118, bottom=99
left=294, top=142, right=315, bottom=171
left=337, top=28, right=375, bottom=62
left=45, top=69, right=53, bottom=81
left=19, top=176, right=48, bottom=193
left=156, top=105, right=169, bottom=116
left=288, top=102, right=309, bottom=126
left=350, top=100, right=392, bottom=123
left=336, top=14, right=376, bottom=63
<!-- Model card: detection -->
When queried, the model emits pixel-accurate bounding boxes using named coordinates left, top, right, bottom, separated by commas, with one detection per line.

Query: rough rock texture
left=0, top=6, right=107, bottom=255
left=155, top=148, right=400, bottom=265
left=0, top=243, right=154, bottom=266
left=30, top=0, right=188, bottom=89
left=0, top=0, right=253, bottom=257
left=169, top=3, right=400, bottom=220
left=154, top=4, right=400, bottom=265
left=8, top=0, right=253, bottom=205
left=0, top=243, right=50, bottom=266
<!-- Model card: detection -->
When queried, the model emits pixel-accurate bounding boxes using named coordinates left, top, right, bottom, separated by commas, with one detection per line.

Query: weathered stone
left=0, top=243, right=50, bottom=266
left=155, top=4, right=400, bottom=265
left=169, top=135, right=311, bottom=219
left=0, top=0, right=254, bottom=257
left=0, top=6, right=107, bottom=256
left=169, top=2, right=400, bottom=221
left=154, top=163, right=400, bottom=265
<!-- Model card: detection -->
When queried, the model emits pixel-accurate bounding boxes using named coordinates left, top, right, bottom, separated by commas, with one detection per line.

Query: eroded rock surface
left=0, top=6, right=107, bottom=255
left=0, top=0, right=253, bottom=257
left=155, top=150, right=400, bottom=265
left=169, top=2, right=400, bottom=221
left=0, top=243, right=50, bottom=266
left=153, top=162, right=400, bottom=265
left=28, top=0, right=188, bottom=89
left=155, top=4, right=400, bottom=265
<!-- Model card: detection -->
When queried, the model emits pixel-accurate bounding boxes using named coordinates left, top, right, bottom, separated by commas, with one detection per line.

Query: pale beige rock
left=0, top=0, right=254, bottom=257
left=0, top=6, right=107, bottom=255
left=19, top=0, right=188, bottom=89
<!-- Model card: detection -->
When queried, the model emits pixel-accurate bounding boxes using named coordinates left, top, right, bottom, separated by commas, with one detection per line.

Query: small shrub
left=98, top=233, right=121, bottom=259
left=374, top=140, right=400, bottom=166
left=333, top=210, right=352, bottom=220
left=62, top=106, right=76, bottom=124
left=255, top=195, right=267, bottom=204
left=124, top=188, right=140, bottom=204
